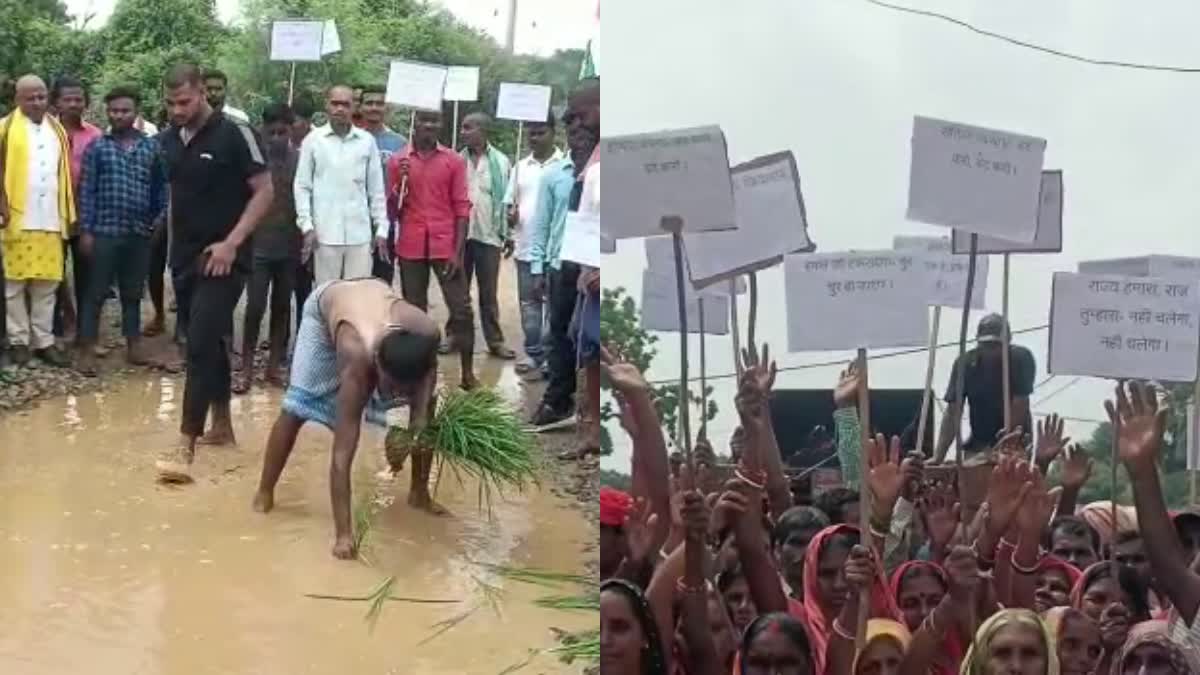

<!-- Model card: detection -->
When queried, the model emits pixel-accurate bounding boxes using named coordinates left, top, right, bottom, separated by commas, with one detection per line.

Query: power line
left=859, top=0, right=1200, bottom=73
left=1033, top=376, right=1083, bottom=408
left=645, top=323, right=1049, bottom=386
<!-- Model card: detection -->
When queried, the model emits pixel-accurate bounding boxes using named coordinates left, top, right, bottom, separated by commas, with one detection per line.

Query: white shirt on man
left=222, top=105, right=249, bottom=124
left=503, top=147, right=563, bottom=261
left=23, top=116, right=62, bottom=232
left=294, top=123, right=387, bottom=247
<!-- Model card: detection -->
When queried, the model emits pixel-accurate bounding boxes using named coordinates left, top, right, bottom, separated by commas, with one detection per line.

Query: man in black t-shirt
left=155, top=64, right=273, bottom=483
left=935, top=313, right=1036, bottom=461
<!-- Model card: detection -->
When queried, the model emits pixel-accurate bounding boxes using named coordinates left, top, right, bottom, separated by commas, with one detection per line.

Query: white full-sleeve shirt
left=293, top=124, right=388, bottom=246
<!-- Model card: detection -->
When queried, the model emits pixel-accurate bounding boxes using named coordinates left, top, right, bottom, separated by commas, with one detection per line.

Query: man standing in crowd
left=289, top=100, right=314, bottom=331
left=294, top=84, right=388, bottom=285
left=50, top=77, right=101, bottom=343
left=359, top=84, right=406, bottom=285
left=528, top=79, right=599, bottom=431
left=0, top=75, right=76, bottom=368
left=458, top=112, right=514, bottom=360
left=75, top=86, right=168, bottom=376
left=387, top=110, right=477, bottom=390
left=234, top=103, right=299, bottom=394
left=935, top=313, right=1036, bottom=462
left=156, top=64, right=272, bottom=482
left=203, top=69, right=250, bottom=124
left=502, top=113, right=562, bottom=379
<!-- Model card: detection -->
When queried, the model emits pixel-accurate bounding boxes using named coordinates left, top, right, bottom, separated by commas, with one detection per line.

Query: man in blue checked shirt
left=75, top=85, right=168, bottom=375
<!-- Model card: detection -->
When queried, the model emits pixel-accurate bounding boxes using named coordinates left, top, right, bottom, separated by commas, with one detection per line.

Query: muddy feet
left=198, top=427, right=236, bottom=446
left=408, top=490, right=449, bottom=516
left=251, top=490, right=274, bottom=513
left=156, top=446, right=195, bottom=484
left=332, top=536, right=357, bottom=560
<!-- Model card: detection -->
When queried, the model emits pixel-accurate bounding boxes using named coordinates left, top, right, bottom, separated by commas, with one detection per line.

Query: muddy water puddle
left=0, top=366, right=591, bottom=674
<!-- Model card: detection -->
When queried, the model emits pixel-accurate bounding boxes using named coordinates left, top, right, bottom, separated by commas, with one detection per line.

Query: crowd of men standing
left=0, top=64, right=601, bottom=461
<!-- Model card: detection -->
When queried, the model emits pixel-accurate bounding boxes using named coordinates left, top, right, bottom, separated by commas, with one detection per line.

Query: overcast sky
left=62, top=0, right=592, bottom=56
left=602, top=0, right=1200, bottom=469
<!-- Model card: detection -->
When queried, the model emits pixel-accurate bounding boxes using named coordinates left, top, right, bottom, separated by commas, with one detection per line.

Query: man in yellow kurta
left=0, top=75, right=75, bottom=367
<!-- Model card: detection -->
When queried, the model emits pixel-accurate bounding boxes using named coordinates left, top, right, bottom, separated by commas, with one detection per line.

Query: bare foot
left=232, top=371, right=251, bottom=395
left=156, top=446, right=195, bottom=484
left=143, top=318, right=165, bottom=337
left=332, top=536, right=357, bottom=560
left=408, top=490, right=449, bottom=516
left=252, top=490, right=274, bottom=513
left=198, top=428, right=236, bottom=446
left=265, top=367, right=287, bottom=388
left=460, top=375, right=480, bottom=391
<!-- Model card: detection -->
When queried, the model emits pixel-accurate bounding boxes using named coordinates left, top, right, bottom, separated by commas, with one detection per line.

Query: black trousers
left=294, top=258, right=313, bottom=335
left=371, top=222, right=395, bottom=285
left=398, top=258, right=474, bottom=353
left=541, top=261, right=581, bottom=413
left=147, top=229, right=168, bottom=314
left=52, top=236, right=87, bottom=338
left=244, top=255, right=296, bottom=358
left=174, top=263, right=245, bottom=437
left=461, top=240, right=504, bottom=348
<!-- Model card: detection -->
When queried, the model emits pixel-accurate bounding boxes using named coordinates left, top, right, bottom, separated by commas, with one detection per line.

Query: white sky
left=602, top=0, right=1200, bottom=468
left=62, top=0, right=593, bottom=55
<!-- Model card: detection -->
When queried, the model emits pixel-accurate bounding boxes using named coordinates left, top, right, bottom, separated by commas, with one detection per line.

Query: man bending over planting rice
left=252, top=277, right=441, bottom=560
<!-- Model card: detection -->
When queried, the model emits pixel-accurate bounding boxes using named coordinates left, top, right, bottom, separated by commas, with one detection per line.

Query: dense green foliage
left=0, top=0, right=583, bottom=155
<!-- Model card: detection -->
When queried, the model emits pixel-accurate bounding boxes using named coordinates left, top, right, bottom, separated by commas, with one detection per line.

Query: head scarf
left=889, top=561, right=965, bottom=675
left=1078, top=502, right=1138, bottom=547
left=600, top=487, right=633, bottom=527
left=601, top=578, right=668, bottom=675
left=1109, top=620, right=1200, bottom=675
left=802, top=524, right=902, bottom=675
left=852, top=619, right=912, bottom=672
left=1070, top=562, right=1109, bottom=610
left=959, top=608, right=1060, bottom=675
left=1038, top=556, right=1084, bottom=610
left=1069, top=561, right=1152, bottom=622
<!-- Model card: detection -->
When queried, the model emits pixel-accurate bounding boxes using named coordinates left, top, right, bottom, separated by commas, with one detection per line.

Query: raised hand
left=1036, top=414, right=1071, bottom=468
left=943, top=544, right=981, bottom=601
left=737, top=343, right=778, bottom=423
left=900, top=450, right=925, bottom=502
left=1015, top=467, right=1061, bottom=537
left=919, top=482, right=961, bottom=553
left=1059, top=443, right=1094, bottom=491
left=843, top=545, right=876, bottom=591
left=623, top=497, right=660, bottom=564
left=600, top=346, right=651, bottom=396
left=614, top=393, right=641, bottom=438
left=994, top=426, right=1027, bottom=459
left=865, top=433, right=906, bottom=520
left=1105, top=381, right=1168, bottom=473
left=709, top=482, right=750, bottom=536
left=680, top=490, right=709, bottom=543
left=833, top=361, right=861, bottom=409
left=984, top=455, right=1034, bottom=536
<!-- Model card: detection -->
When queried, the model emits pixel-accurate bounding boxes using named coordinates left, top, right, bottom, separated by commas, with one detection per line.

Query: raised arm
left=738, top=344, right=791, bottom=518
left=329, top=333, right=371, bottom=560
left=677, top=490, right=722, bottom=675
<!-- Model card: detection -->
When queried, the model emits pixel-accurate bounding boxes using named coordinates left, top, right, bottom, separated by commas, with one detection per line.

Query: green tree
left=600, top=469, right=631, bottom=492
left=600, top=287, right=718, bottom=456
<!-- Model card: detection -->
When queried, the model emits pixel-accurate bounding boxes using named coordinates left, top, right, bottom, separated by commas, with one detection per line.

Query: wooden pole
left=748, top=272, right=759, bottom=353
left=513, top=121, right=524, bottom=205
left=916, top=306, right=942, bottom=455
left=397, top=111, right=416, bottom=208
left=953, top=235, right=979, bottom=509
left=730, top=278, right=743, bottom=378
left=664, top=217, right=694, bottom=483
left=451, top=100, right=460, bottom=149
left=1002, top=253, right=1013, bottom=433
left=698, top=297, right=708, bottom=440
left=1111, top=403, right=1121, bottom=559
left=854, top=347, right=871, bottom=651
left=287, top=62, right=297, bottom=105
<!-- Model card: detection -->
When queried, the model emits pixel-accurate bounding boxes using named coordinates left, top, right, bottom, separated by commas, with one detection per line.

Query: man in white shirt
left=502, top=114, right=562, bottom=379
left=204, top=69, right=249, bottom=124
left=294, top=84, right=388, bottom=285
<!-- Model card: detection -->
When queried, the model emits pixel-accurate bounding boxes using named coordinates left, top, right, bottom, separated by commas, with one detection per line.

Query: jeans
left=462, top=239, right=504, bottom=348
left=541, top=262, right=581, bottom=413
left=244, top=254, right=296, bottom=358
left=52, top=236, right=87, bottom=337
left=515, top=260, right=547, bottom=364
left=79, top=234, right=151, bottom=340
left=173, top=260, right=244, bottom=437
left=398, top=258, right=474, bottom=353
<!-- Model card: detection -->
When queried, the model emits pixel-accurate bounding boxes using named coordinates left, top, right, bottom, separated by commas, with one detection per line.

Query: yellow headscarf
left=853, top=619, right=912, bottom=673
left=1, top=108, right=75, bottom=237
left=960, top=608, right=1060, bottom=675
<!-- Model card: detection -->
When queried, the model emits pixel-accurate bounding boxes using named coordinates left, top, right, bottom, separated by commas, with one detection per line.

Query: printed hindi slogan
left=1049, top=272, right=1200, bottom=382
left=783, top=251, right=929, bottom=351
left=893, top=235, right=989, bottom=309
left=908, top=116, right=1046, bottom=244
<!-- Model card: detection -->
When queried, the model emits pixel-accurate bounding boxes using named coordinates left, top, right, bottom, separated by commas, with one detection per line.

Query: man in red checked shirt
left=386, top=109, right=478, bottom=390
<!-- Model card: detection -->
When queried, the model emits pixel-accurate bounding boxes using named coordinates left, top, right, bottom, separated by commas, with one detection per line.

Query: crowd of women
left=597, top=343, right=1200, bottom=675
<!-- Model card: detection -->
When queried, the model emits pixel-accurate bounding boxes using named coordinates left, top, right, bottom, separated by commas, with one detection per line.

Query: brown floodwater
left=0, top=358, right=592, bottom=673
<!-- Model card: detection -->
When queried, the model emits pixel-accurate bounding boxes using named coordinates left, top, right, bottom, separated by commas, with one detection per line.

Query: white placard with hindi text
left=908, top=116, right=1047, bottom=243
left=385, top=60, right=448, bottom=112
left=444, top=66, right=480, bottom=102
left=644, top=236, right=747, bottom=295
left=602, top=126, right=736, bottom=240
left=559, top=212, right=601, bottom=268
left=953, top=170, right=1064, bottom=254
left=1078, top=256, right=1200, bottom=281
left=270, top=20, right=326, bottom=62
left=682, top=151, right=813, bottom=289
left=496, top=82, right=553, bottom=123
left=783, top=251, right=930, bottom=351
left=640, top=269, right=730, bottom=335
left=1048, top=272, right=1200, bottom=382
left=893, top=235, right=989, bottom=309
